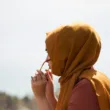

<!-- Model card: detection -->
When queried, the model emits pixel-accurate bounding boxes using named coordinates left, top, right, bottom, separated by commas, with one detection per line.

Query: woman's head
left=45, top=23, right=101, bottom=78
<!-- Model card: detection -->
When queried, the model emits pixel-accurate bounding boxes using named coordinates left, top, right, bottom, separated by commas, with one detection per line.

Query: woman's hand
left=31, top=71, right=47, bottom=99
left=34, top=70, right=54, bottom=99
left=45, top=70, right=54, bottom=99
left=45, top=70, right=57, bottom=109
left=31, top=70, right=57, bottom=109
left=38, top=70, right=57, bottom=109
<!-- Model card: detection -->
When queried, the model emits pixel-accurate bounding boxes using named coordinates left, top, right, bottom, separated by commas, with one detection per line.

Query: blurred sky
left=0, top=0, right=110, bottom=98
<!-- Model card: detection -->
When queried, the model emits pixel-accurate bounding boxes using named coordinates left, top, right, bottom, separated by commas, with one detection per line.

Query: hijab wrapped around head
left=45, top=23, right=110, bottom=110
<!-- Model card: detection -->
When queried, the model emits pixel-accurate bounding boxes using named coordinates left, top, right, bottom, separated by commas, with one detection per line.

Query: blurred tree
left=0, top=92, right=38, bottom=110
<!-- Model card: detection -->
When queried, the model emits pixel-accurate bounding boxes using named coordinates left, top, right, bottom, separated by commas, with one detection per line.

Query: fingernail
left=31, top=76, right=33, bottom=80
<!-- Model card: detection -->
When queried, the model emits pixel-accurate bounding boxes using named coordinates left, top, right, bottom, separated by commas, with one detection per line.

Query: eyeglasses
left=31, top=56, right=51, bottom=81
left=39, top=57, right=51, bottom=71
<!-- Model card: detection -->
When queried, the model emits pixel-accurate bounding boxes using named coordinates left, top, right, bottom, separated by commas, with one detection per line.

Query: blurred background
left=0, top=0, right=110, bottom=110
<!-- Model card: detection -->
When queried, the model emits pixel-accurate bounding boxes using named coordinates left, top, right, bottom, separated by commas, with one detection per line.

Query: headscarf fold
left=45, top=23, right=110, bottom=110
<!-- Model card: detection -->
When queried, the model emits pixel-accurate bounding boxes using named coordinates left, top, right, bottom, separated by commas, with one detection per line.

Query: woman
left=31, top=23, right=110, bottom=110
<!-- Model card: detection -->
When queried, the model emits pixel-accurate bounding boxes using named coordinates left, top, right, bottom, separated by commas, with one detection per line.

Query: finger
left=31, top=76, right=33, bottom=81
left=41, top=73, right=47, bottom=80
left=45, top=71, right=52, bottom=82
left=35, top=71, right=38, bottom=75
left=48, top=70, right=53, bottom=80
left=45, top=70, right=53, bottom=79
left=36, top=70, right=47, bottom=81
left=37, top=70, right=46, bottom=80
left=37, top=70, right=44, bottom=75
left=37, top=74, right=42, bottom=80
left=33, top=76, right=37, bottom=81
left=31, top=76, right=34, bottom=83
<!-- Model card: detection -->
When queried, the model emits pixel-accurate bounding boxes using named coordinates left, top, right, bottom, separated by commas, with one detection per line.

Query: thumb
left=45, top=70, right=52, bottom=82
left=48, top=70, right=53, bottom=80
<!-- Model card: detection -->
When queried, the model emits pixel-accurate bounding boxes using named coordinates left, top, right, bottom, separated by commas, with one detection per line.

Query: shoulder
left=73, top=78, right=93, bottom=92
left=68, top=79, right=100, bottom=110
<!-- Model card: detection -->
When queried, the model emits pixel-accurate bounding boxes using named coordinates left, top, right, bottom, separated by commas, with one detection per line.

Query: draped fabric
left=45, top=23, right=110, bottom=110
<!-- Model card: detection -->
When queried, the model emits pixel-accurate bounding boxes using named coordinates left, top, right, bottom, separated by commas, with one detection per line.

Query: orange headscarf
left=45, top=23, right=110, bottom=110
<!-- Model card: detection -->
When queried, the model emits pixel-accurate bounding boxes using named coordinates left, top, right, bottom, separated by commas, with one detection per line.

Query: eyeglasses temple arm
left=39, top=61, right=46, bottom=71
